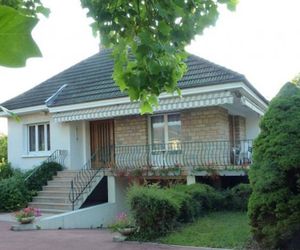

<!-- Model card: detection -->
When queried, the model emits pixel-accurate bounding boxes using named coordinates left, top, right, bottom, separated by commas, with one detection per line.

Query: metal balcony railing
left=91, top=140, right=253, bottom=170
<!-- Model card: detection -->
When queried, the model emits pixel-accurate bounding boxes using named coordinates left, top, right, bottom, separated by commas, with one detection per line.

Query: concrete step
left=28, top=202, right=72, bottom=210
left=37, top=208, right=70, bottom=214
left=56, top=171, right=79, bottom=178
left=43, top=186, right=70, bottom=191
left=47, top=180, right=72, bottom=187
left=32, top=196, right=69, bottom=204
left=37, top=190, right=70, bottom=198
left=52, top=176, right=76, bottom=181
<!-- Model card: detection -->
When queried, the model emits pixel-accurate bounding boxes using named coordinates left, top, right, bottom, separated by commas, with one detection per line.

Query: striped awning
left=52, top=91, right=234, bottom=122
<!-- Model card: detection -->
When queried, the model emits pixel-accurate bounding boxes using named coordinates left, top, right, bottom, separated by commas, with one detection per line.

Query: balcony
left=92, top=140, right=253, bottom=175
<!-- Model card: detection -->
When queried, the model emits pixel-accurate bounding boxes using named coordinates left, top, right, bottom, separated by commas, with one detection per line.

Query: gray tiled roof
left=1, top=49, right=267, bottom=110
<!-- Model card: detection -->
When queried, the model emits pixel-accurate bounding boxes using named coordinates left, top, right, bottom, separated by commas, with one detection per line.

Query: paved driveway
left=0, top=221, right=224, bottom=250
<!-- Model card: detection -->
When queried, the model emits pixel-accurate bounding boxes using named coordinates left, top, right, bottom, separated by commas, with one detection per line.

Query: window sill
left=22, top=153, right=51, bottom=158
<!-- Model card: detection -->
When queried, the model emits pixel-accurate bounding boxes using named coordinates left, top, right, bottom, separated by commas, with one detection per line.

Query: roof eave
left=0, top=105, right=48, bottom=117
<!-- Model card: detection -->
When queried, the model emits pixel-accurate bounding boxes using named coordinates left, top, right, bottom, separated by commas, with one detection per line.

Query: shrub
left=0, top=135, right=7, bottom=162
left=0, top=162, right=14, bottom=180
left=0, top=175, right=32, bottom=212
left=173, top=183, right=223, bottom=213
left=222, top=184, right=252, bottom=211
left=167, top=189, right=197, bottom=223
left=25, top=162, right=63, bottom=191
left=127, top=184, right=180, bottom=240
left=248, top=82, right=300, bottom=249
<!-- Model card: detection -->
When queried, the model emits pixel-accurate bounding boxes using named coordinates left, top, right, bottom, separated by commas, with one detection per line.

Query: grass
left=159, top=211, right=251, bottom=249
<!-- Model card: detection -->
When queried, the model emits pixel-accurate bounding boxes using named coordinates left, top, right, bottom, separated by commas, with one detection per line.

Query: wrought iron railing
left=24, top=149, right=68, bottom=184
left=69, top=150, right=103, bottom=210
left=113, top=139, right=253, bottom=170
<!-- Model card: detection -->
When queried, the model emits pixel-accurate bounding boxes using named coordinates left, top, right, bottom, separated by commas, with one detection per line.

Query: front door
left=90, top=120, right=114, bottom=168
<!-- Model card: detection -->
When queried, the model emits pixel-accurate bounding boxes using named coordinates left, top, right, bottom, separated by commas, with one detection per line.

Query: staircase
left=28, top=169, right=104, bottom=214
left=28, top=170, right=79, bottom=214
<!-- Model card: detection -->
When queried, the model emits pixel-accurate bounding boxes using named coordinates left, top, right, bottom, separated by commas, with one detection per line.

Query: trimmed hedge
left=25, top=162, right=63, bottom=191
left=0, top=175, right=31, bottom=212
left=248, top=83, right=300, bottom=249
left=222, top=183, right=252, bottom=211
left=127, top=183, right=252, bottom=240
left=127, top=184, right=180, bottom=240
left=173, top=183, right=224, bottom=213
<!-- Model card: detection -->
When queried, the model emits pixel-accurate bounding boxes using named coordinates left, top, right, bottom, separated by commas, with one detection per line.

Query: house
left=0, top=49, right=267, bottom=228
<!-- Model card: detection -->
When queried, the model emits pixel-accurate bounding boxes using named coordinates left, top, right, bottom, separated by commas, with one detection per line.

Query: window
left=151, top=114, right=181, bottom=150
left=28, top=123, right=50, bottom=152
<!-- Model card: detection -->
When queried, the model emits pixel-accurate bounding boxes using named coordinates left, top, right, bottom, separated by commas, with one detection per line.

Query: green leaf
left=158, top=21, right=171, bottom=36
left=0, top=6, right=41, bottom=67
left=36, top=6, right=50, bottom=18
left=140, top=101, right=153, bottom=114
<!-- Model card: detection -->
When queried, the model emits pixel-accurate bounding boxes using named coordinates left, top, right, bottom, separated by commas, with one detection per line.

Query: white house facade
left=1, top=49, right=268, bottom=228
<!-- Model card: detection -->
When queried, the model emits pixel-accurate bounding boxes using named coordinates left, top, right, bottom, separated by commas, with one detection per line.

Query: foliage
left=0, top=135, right=7, bottom=162
left=25, top=162, right=63, bottom=191
left=0, top=162, right=13, bottom=180
left=248, top=82, right=300, bottom=249
left=160, top=211, right=251, bottom=249
left=127, top=184, right=180, bottom=240
left=167, top=189, right=197, bottom=223
left=81, top=0, right=237, bottom=113
left=15, top=207, right=41, bottom=222
left=173, top=183, right=223, bottom=213
left=0, top=175, right=31, bottom=211
left=222, top=183, right=252, bottom=211
left=0, top=1, right=49, bottom=67
left=108, top=212, right=135, bottom=232
left=127, top=182, right=252, bottom=241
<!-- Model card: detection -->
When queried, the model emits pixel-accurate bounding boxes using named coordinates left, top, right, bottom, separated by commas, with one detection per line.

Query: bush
left=167, top=189, right=197, bottom=223
left=173, top=183, right=223, bottom=213
left=0, top=175, right=32, bottom=212
left=222, top=184, right=252, bottom=211
left=127, top=184, right=180, bottom=240
left=0, top=162, right=14, bottom=180
left=248, top=82, right=300, bottom=249
left=0, top=135, right=7, bottom=162
left=25, top=162, right=63, bottom=191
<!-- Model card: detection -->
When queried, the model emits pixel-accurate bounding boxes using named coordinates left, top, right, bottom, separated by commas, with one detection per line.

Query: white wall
left=69, top=121, right=86, bottom=170
left=246, top=113, right=261, bottom=140
left=7, top=112, right=71, bottom=170
left=37, top=177, right=129, bottom=229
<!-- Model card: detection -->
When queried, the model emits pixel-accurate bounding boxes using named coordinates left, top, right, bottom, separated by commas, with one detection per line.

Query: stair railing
left=24, top=149, right=68, bottom=184
left=69, top=149, right=106, bottom=210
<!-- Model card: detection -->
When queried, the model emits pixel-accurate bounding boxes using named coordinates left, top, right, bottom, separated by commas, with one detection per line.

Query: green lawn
left=159, top=211, right=251, bottom=249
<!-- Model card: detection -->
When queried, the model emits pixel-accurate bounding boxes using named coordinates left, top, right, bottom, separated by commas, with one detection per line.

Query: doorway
left=90, top=120, right=115, bottom=168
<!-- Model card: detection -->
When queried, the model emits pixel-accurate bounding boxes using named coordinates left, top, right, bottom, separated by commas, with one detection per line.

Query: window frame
left=149, top=113, right=181, bottom=151
left=27, top=123, right=51, bottom=154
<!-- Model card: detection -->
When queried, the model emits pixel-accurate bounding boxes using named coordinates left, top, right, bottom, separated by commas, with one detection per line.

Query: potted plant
left=15, top=207, right=41, bottom=224
left=109, top=212, right=135, bottom=236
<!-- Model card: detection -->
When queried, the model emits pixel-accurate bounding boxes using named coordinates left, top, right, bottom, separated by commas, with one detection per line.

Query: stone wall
left=181, top=107, right=230, bottom=141
left=114, top=115, right=148, bottom=145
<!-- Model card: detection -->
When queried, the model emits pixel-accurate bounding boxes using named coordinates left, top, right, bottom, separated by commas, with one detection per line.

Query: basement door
left=90, top=120, right=115, bottom=169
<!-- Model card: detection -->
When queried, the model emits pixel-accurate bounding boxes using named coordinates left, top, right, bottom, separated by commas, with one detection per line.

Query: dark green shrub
left=231, top=183, right=251, bottom=211
left=248, top=82, right=300, bottom=249
left=167, top=189, right=197, bottom=223
left=174, top=183, right=223, bottom=213
left=0, top=162, right=14, bottom=180
left=222, top=184, right=252, bottom=211
left=0, top=175, right=32, bottom=211
left=127, top=184, right=180, bottom=240
left=25, top=162, right=63, bottom=191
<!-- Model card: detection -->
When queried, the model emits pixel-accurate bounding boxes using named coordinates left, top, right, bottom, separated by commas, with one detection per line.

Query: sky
left=0, top=0, right=300, bottom=134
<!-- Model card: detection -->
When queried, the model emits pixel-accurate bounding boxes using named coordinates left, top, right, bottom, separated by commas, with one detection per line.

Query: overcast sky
left=1, top=0, right=300, bottom=134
